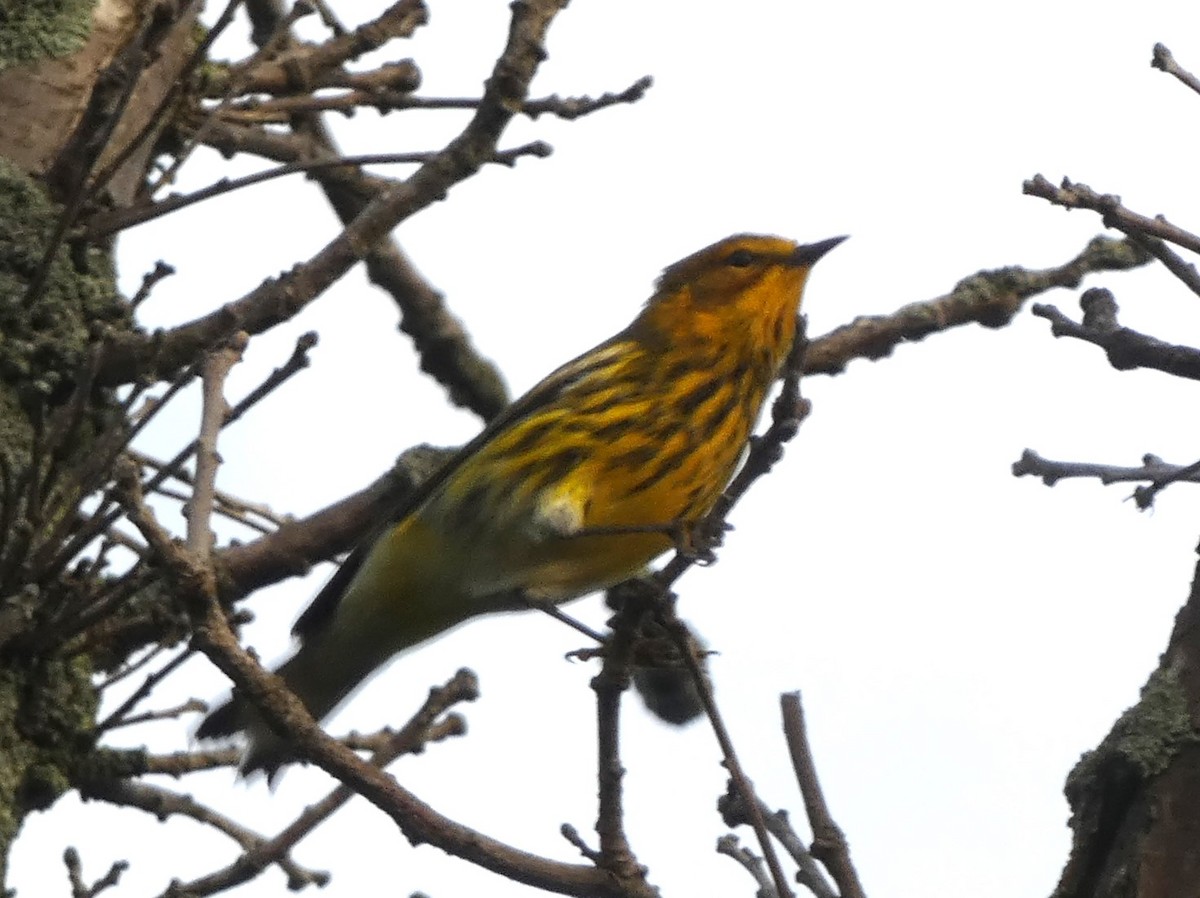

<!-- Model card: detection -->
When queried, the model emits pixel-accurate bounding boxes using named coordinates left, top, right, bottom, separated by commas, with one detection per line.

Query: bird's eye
left=726, top=249, right=755, bottom=268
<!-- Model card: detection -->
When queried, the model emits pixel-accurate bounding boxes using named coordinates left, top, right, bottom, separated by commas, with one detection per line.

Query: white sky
left=12, top=1, right=1200, bottom=896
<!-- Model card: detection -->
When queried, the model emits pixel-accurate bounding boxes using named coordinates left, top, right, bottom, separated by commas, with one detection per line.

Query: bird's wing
left=291, top=334, right=633, bottom=639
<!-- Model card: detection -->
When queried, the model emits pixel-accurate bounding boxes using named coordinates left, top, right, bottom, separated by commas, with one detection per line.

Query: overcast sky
left=12, top=1, right=1200, bottom=897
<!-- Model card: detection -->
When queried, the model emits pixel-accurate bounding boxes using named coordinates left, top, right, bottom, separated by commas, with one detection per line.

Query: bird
left=197, top=232, right=845, bottom=777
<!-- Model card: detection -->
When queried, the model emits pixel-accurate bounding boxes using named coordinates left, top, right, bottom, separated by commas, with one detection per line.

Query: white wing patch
left=529, top=477, right=590, bottom=540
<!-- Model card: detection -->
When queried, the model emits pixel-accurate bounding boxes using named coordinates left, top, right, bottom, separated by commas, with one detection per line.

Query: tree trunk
left=0, top=0, right=198, bottom=881
left=1053, top=547, right=1200, bottom=898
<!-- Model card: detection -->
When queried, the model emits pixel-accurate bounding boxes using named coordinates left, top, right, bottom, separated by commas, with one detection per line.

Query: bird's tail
left=196, top=634, right=388, bottom=781
left=197, top=522, right=473, bottom=780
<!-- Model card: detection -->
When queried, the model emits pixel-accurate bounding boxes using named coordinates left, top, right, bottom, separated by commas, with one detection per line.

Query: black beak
left=790, top=235, right=848, bottom=266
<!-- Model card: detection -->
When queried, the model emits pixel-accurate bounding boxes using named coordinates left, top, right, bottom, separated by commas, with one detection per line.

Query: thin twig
left=664, top=607, right=793, bottom=898
left=175, top=672, right=475, bottom=896
left=63, top=847, right=128, bottom=898
left=54, top=566, right=156, bottom=650
left=522, top=76, right=654, bottom=119
left=136, top=456, right=287, bottom=531
left=41, top=341, right=106, bottom=504
left=250, top=76, right=652, bottom=120
left=129, top=261, right=176, bottom=310
left=80, top=778, right=327, bottom=893
left=202, top=57, right=419, bottom=99
left=525, top=595, right=608, bottom=643
left=718, top=786, right=837, bottom=898
left=96, top=648, right=195, bottom=731
left=716, top=835, right=777, bottom=898
left=47, top=330, right=311, bottom=588
left=143, top=481, right=273, bottom=534
left=220, top=330, right=318, bottom=428
left=86, top=145, right=550, bottom=238
left=101, top=699, right=206, bottom=731
left=95, top=643, right=166, bottom=691
left=308, top=0, right=347, bottom=35
left=30, top=358, right=203, bottom=584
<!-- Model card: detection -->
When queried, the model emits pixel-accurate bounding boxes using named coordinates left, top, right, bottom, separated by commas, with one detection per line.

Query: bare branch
left=94, top=644, right=167, bottom=691
left=149, top=1, right=318, bottom=196
left=196, top=117, right=315, bottom=162
left=96, top=0, right=569, bottom=390
left=1127, top=232, right=1200, bottom=298
left=1013, top=449, right=1200, bottom=489
left=182, top=11, right=642, bottom=422
left=207, top=0, right=426, bottom=104
left=190, top=564, right=658, bottom=897
left=758, top=809, right=837, bottom=898
left=560, top=824, right=602, bottom=864
left=781, top=692, right=867, bottom=898
left=1151, top=43, right=1200, bottom=98
left=589, top=591, right=650, bottom=885
left=45, top=329, right=315, bottom=598
left=1024, top=173, right=1200, bottom=297
left=27, top=357, right=202, bottom=587
left=188, top=336, right=247, bottom=556
left=806, top=235, right=1151, bottom=376
left=77, top=777, right=328, bottom=894
left=275, top=111, right=512, bottom=420
left=143, top=747, right=252, bottom=776
left=1024, top=174, right=1200, bottom=255
left=1031, top=288, right=1200, bottom=379
left=1014, top=449, right=1200, bottom=511
left=202, top=58, right=419, bottom=99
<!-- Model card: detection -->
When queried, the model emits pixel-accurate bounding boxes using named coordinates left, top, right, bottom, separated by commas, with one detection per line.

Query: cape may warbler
left=199, top=233, right=845, bottom=775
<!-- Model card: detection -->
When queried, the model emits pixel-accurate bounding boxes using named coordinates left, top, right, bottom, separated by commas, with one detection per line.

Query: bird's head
left=636, top=233, right=846, bottom=356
